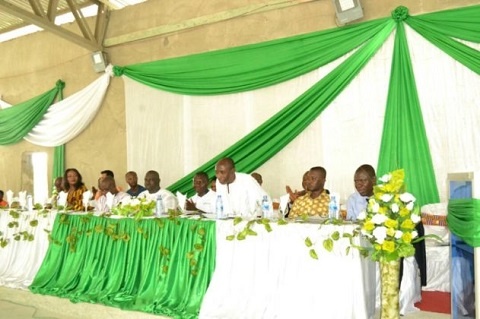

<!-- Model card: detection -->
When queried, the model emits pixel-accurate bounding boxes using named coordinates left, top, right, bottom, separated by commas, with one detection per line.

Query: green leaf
left=277, top=219, right=288, bottom=225
left=246, top=228, right=258, bottom=236
left=323, top=238, right=333, bottom=252
left=29, top=220, right=39, bottom=227
left=331, top=231, right=340, bottom=241
left=309, top=248, right=318, bottom=260
left=305, top=237, right=313, bottom=247
left=237, top=232, right=246, bottom=240
left=186, top=251, right=194, bottom=259
left=197, top=228, right=206, bottom=236
left=94, top=225, right=103, bottom=233
left=264, top=223, right=272, bottom=232
left=189, top=259, right=197, bottom=266
left=226, top=235, right=235, bottom=241
left=345, top=246, right=351, bottom=255
left=194, top=243, right=204, bottom=251
left=233, top=217, right=243, bottom=225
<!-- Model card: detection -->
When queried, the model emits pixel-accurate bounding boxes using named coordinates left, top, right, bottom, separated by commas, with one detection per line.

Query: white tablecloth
left=0, top=209, right=57, bottom=289
left=200, top=220, right=376, bottom=319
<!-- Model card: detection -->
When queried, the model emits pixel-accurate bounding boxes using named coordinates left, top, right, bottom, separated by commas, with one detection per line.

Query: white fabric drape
left=0, top=210, right=57, bottom=289
left=124, top=26, right=480, bottom=203
left=23, top=66, right=113, bottom=147
left=0, top=98, right=12, bottom=109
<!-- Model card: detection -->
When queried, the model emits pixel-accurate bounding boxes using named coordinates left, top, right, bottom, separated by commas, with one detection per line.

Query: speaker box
left=91, top=51, right=108, bottom=73
left=332, top=0, right=363, bottom=25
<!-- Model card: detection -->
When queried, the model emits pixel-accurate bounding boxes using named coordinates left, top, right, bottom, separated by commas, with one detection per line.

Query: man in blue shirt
left=346, top=164, right=376, bottom=221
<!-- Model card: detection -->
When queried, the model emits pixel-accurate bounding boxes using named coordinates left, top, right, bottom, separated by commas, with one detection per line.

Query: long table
left=0, top=209, right=57, bottom=289
left=27, top=215, right=376, bottom=319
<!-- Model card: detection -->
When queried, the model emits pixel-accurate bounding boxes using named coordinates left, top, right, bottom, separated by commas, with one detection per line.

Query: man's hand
left=185, top=199, right=197, bottom=211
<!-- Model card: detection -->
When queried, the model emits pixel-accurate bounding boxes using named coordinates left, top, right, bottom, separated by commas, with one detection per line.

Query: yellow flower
left=385, top=218, right=398, bottom=229
left=399, top=207, right=410, bottom=217
left=363, top=221, right=375, bottom=231
left=386, top=227, right=395, bottom=237
left=382, top=240, right=396, bottom=253
left=401, top=232, right=413, bottom=243
left=401, top=219, right=415, bottom=230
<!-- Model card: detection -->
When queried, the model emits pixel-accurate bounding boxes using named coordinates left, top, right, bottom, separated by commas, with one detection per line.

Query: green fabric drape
left=52, top=144, right=65, bottom=180
left=376, top=8, right=440, bottom=207
left=406, top=6, right=480, bottom=75
left=447, top=199, right=480, bottom=247
left=30, top=215, right=216, bottom=319
left=0, top=80, right=64, bottom=145
left=113, top=18, right=390, bottom=95
left=52, top=87, right=65, bottom=182
left=168, top=19, right=395, bottom=196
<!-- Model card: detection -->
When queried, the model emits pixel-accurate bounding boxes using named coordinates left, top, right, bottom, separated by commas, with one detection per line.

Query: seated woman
left=63, top=168, right=87, bottom=211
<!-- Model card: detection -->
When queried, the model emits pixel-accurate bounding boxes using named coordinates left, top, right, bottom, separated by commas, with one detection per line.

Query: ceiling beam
left=0, top=0, right=102, bottom=51
left=28, top=0, right=46, bottom=18
left=104, top=0, right=314, bottom=47
left=66, top=0, right=95, bottom=41
left=46, top=0, right=60, bottom=22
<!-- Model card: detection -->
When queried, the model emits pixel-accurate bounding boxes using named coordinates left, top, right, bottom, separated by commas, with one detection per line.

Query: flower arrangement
left=357, top=168, right=421, bottom=262
left=110, top=197, right=156, bottom=220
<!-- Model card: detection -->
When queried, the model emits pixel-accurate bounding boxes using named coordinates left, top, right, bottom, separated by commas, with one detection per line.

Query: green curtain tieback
left=391, top=6, right=409, bottom=22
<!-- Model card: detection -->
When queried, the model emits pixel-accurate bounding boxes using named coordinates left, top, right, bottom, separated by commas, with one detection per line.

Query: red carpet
left=415, top=291, right=451, bottom=314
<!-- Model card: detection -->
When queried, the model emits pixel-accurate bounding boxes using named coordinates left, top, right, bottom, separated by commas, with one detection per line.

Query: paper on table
left=18, top=191, right=27, bottom=208
left=106, top=192, right=114, bottom=210
left=176, top=191, right=186, bottom=213
left=5, top=190, right=13, bottom=206
left=82, top=190, right=92, bottom=207
left=57, top=191, right=68, bottom=207
left=279, top=194, right=290, bottom=215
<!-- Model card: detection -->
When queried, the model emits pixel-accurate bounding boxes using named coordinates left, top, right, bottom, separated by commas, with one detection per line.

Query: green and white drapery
left=0, top=67, right=113, bottom=180
left=114, top=5, right=480, bottom=206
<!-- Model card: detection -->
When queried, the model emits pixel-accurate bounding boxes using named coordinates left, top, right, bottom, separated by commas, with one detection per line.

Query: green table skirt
left=29, top=214, right=216, bottom=319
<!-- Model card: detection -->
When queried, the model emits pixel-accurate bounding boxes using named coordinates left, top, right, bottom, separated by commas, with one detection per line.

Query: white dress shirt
left=189, top=190, right=216, bottom=213
left=138, top=188, right=178, bottom=211
left=215, top=172, right=270, bottom=217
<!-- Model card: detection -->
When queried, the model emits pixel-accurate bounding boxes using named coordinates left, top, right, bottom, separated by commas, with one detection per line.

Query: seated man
left=125, top=171, right=146, bottom=197
left=288, top=166, right=330, bottom=218
left=137, top=170, right=178, bottom=211
left=346, top=164, right=376, bottom=221
left=251, top=172, right=263, bottom=186
left=185, top=171, right=216, bottom=213
left=215, top=157, right=270, bottom=217
left=95, top=176, right=131, bottom=212
left=0, top=190, right=8, bottom=208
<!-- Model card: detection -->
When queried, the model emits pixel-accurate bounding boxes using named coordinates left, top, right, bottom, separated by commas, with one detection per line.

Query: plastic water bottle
left=329, top=193, right=339, bottom=219
left=215, top=195, right=224, bottom=219
left=156, top=195, right=164, bottom=217
left=261, top=195, right=271, bottom=219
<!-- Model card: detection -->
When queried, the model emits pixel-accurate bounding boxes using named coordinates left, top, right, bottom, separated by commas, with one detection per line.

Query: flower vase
left=380, top=259, right=400, bottom=319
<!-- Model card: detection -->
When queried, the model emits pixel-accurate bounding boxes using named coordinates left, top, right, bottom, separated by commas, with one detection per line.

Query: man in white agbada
left=185, top=171, right=216, bottom=213
left=137, top=170, right=178, bottom=210
left=215, top=157, right=270, bottom=217
left=95, top=176, right=131, bottom=212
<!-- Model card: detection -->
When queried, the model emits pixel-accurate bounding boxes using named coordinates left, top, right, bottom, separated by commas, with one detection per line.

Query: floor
left=0, top=286, right=449, bottom=319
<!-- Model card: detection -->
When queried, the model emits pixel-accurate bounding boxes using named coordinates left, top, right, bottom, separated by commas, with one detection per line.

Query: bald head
left=215, top=157, right=236, bottom=185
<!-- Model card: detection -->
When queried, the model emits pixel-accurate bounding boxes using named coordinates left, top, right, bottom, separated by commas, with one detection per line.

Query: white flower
left=381, top=194, right=393, bottom=202
left=357, top=210, right=366, bottom=220
left=372, top=202, right=380, bottom=213
left=400, top=192, right=416, bottom=203
left=379, top=173, right=391, bottom=183
left=361, top=229, right=373, bottom=238
left=391, top=203, right=399, bottom=213
left=371, top=213, right=388, bottom=225
left=394, top=230, right=403, bottom=239
left=373, top=226, right=388, bottom=244
left=411, top=213, right=421, bottom=224
left=120, top=197, right=132, bottom=205
left=130, top=198, right=141, bottom=206
left=411, top=231, right=418, bottom=239
left=406, top=202, right=414, bottom=211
